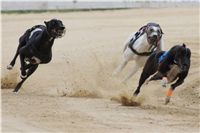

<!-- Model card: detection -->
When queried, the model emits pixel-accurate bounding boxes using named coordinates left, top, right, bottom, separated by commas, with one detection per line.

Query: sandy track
left=1, top=8, right=200, bottom=133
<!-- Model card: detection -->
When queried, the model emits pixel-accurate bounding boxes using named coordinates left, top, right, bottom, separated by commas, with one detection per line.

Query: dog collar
left=158, top=51, right=168, bottom=63
left=158, top=51, right=175, bottom=65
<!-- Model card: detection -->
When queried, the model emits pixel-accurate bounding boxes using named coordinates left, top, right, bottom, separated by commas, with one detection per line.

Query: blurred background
left=2, top=0, right=198, bottom=11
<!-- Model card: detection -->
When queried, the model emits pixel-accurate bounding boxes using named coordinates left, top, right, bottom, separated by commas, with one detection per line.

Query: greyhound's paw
left=13, top=90, right=19, bottom=94
left=165, top=96, right=170, bottom=105
left=161, top=83, right=167, bottom=88
left=24, top=58, right=31, bottom=64
left=7, top=65, right=13, bottom=70
left=161, top=77, right=168, bottom=87
left=20, top=74, right=27, bottom=79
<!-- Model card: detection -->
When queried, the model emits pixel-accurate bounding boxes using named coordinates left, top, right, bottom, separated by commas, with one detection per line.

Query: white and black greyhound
left=113, top=22, right=164, bottom=83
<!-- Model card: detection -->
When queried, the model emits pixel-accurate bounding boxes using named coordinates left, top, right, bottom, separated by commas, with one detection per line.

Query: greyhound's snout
left=152, top=35, right=158, bottom=39
left=149, top=34, right=158, bottom=42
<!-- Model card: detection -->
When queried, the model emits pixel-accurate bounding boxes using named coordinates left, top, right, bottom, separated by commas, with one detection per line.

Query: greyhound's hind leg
left=19, top=54, right=27, bottom=78
left=122, top=63, right=140, bottom=83
left=7, top=41, right=26, bottom=70
left=13, top=64, right=38, bottom=92
left=113, top=48, right=134, bottom=76
left=113, top=58, right=128, bottom=76
left=7, top=49, right=19, bottom=70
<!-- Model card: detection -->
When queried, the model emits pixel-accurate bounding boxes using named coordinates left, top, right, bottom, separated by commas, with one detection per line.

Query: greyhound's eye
left=149, top=28, right=154, bottom=32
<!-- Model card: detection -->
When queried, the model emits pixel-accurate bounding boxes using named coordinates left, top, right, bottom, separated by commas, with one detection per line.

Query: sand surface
left=1, top=8, right=199, bottom=133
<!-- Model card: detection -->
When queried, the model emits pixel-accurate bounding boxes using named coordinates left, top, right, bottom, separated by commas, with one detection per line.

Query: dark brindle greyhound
left=7, top=19, right=66, bottom=92
left=133, top=44, right=191, bottom=104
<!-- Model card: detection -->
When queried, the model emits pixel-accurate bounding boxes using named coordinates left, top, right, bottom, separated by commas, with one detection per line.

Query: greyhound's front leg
left=165, top=77, right=184, bottom=105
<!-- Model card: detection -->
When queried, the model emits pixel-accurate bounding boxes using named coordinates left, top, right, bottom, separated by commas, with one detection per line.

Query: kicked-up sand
left=1, top=7, right=199, bottom=133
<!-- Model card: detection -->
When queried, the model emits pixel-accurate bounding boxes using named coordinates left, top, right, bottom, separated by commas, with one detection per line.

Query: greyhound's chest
left=38, top=40, right=53, bottom=53
left=132, top=35, right=150, bottom=52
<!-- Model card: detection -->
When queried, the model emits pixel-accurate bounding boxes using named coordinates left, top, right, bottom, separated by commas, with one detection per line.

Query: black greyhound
left=133, top=44, right=191, bottom=104
left=7, top=19, right=66, bottom=92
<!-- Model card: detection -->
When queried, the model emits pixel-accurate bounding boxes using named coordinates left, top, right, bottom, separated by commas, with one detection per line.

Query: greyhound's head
left=173, top=44, right=191, bottom=72
left=44, top=19, right=66, bottom=38
left=146, top=23, right=163, bottom=45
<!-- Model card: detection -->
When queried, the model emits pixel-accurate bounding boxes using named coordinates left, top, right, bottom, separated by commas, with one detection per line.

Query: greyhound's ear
left=44, top=21, right=48, bottom=26
left=186, top=48, right=191, bottom=59
left=158, top=24, right=164, bottom=34
left=182, top=43, right=186, bottom=47
left=161, top=29, right=164, bottom=34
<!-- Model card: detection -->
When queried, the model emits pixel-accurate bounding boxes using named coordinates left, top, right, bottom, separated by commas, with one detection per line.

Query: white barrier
left=2, top=0, right=199, bottom=11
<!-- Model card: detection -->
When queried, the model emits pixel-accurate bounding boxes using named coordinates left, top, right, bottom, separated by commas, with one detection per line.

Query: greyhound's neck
left=44, top=30, right=55, bottom=42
